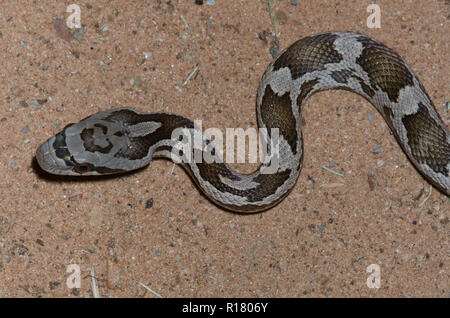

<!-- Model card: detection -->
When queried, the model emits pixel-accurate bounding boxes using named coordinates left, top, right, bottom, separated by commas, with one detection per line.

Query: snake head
left=36, top=110, right=134, bottom=176
left=37, top=107, right=194, bottom=176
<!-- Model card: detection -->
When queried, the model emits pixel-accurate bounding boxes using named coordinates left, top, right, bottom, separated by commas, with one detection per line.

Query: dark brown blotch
left=296, top=78, right=319, bottom=109
left=195, top=161, right=292, bottom=204
left=382, top=106, right=395, bottom=131
left=402, top=102, right=449, bottom=176
left=248, top=169, right=292, bottom=202
left=53, top=131, right=71, bottom=160
left=106, top=110, right=194, bottom=161
left=356, top=36, right=413, bottom=102
left=355, top=76, right=376, bottom=98
left=81, top=128, right=114, bottom=154
left=273, top=33, right=342, bottom=80
left=330, top=69, right=354, bottom=84
left=114, top=131, right=124, bottom=137
left=94, top=123, right=108, bottom=135
left=260, top=85, right=298, bottom=154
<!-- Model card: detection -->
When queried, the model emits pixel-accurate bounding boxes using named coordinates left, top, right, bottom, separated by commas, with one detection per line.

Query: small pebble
left=99, top=60, right=106, bottom=66
left=206, top=0, right=215, bottom=5
left=290, top=0, right=298, bottom=5
left=186, top=54, right=194, bottom=63
left=30, top=99, right=46, bottom=107
left=20, top=40, right=27, bottom=46
left=145, top=198, right=154, bottom=209
left=73, top=27, right=85, bottom=40
left=372, top=146, right=382, bottom=154
left=49, top=281, right=60, bottom=290
left=367, top=111, right=375, bottom=121
left=100, top=24, right=109, bottom=32
left=367, top=171, right=378, bottom=191
left=8, top=160, right=16, bottom=168
left=21, top=125, right=29, bottom=133
left=131, top=77, right=145, bottom=87
left=269, top=46, right=278, bottom=58
left=206, top=17, right=212, bottom=28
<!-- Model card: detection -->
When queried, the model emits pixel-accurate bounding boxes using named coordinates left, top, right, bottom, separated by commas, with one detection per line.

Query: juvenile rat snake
left=36, top=32, right=449, bottom=212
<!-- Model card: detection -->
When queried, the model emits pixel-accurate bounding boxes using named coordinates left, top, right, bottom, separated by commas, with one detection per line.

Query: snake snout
left=36, top=137, right=72, bottom=175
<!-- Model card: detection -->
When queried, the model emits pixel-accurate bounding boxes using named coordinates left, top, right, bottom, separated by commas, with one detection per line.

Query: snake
left=36, top=32, right=450, bottom=213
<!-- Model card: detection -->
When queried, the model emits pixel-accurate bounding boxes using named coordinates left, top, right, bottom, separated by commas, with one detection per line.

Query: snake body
left=36, top=32, right=450, bottom=212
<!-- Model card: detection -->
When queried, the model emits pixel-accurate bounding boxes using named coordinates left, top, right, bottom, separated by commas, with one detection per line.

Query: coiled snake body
left=36, top=32, right=449, bottom=212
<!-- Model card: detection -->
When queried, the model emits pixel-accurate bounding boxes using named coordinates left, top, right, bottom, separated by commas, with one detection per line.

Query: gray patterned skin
left=36, top=32, right=450, bottom=212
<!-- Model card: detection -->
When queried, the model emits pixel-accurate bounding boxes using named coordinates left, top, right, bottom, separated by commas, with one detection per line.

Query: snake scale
left=36, top=32, right=449, bottom=212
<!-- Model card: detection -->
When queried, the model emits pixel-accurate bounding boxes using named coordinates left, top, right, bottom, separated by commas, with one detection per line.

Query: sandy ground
left=0, top=0, right=448, bottom=297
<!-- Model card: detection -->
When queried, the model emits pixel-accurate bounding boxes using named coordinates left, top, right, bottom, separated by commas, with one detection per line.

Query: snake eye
left=73, top=163, right=94, bottom=174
